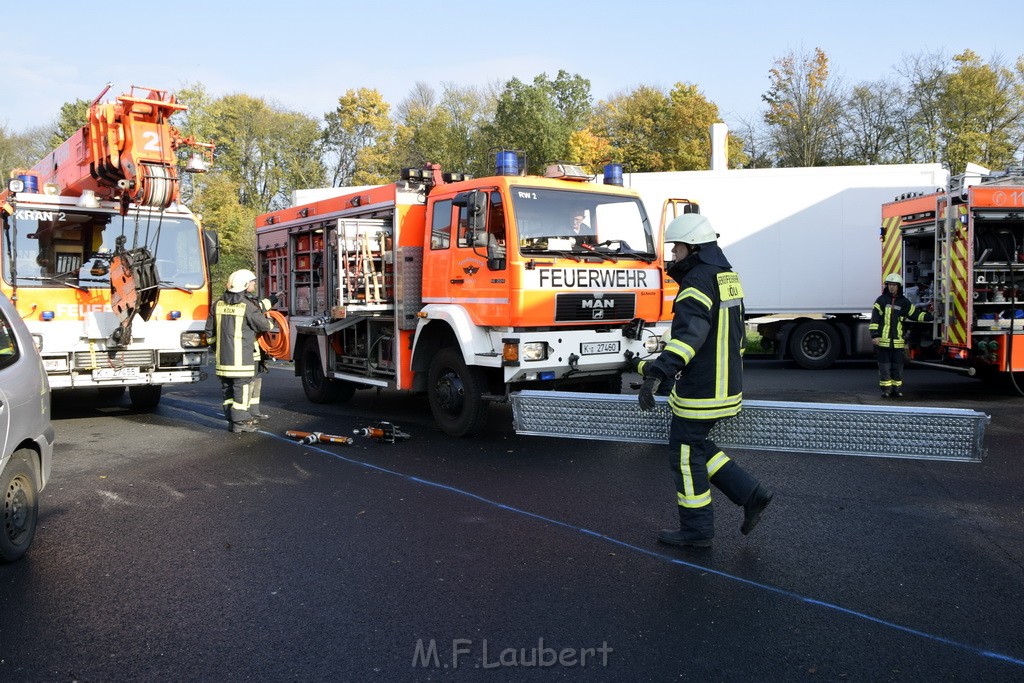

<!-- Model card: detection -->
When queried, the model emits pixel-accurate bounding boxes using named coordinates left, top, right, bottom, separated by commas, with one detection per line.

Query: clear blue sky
left=2, top=0, right=1021, bottom=135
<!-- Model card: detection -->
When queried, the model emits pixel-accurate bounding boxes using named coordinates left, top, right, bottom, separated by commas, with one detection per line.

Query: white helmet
left=227, top=269, right=257, bottom=293
left=664, top=214, right=718, bottom=246
left=884, top=273, right=903, bottom=286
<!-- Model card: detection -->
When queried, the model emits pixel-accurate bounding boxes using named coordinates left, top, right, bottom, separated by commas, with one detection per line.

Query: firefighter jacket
left=869, top=289, right=932, bottom=349
left=639, top=243, right=745, bottom=420
left=205, top=291, right=273, bottom=378
left=246, top=293, right=278, bottom=364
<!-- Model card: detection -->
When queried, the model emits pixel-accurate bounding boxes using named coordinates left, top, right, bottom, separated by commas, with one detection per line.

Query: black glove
left=638, top=375, right=661, bottom=411
left=624, top=350, right=642, bottom=374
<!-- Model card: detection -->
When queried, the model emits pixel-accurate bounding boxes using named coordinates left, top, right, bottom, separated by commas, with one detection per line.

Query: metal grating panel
left=396, top=246, right=423, bottom=330
left=510, top=391, right=988, bottom=462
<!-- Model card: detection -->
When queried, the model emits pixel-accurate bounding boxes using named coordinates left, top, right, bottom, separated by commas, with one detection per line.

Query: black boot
left=741, top=485, right=774, bottom=535
left=250, top=408, right=270, bottom=420
left=231, top=421, right=258, bottom=433
left=657, top=529, right=713, bottom=548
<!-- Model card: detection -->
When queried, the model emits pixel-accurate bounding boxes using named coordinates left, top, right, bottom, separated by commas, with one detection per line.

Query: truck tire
left=428, top=347, right=488, bottom=436
left=301, top=342, right=341, bottom=403
left=1, top=449, right=39, bottom=563
left=789, top=321, right=841, bottom=370
left=129, top=385, right=162, bottom=409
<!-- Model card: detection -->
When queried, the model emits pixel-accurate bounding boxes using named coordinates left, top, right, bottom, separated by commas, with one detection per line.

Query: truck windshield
left=510, top=187, right=654, bottom=258
left=2, top=208, right=206, bottom=289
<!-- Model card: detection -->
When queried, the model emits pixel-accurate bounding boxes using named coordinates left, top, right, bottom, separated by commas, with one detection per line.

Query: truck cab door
left=423, top=189, right=509, bottom=326
left=659, top=198, right=700, bottom=320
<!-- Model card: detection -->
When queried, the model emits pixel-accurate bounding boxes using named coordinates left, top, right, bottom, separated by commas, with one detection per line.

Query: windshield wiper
left=578, top=242, right=618, bottom=263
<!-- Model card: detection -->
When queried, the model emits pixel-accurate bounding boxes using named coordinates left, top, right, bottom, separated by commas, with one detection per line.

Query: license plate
left=93, top=367, right=140, bottom=380
left=580, top=341, right=620, bottom=356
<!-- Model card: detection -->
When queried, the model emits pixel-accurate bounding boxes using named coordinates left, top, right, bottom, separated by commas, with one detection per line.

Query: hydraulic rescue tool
left=353, top=422, right=411, bottom=443
left=285, top=430, right=355, bottom=446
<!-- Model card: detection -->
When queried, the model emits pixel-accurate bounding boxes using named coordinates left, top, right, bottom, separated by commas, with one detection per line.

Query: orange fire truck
left=880, top=165, right=1024, bottom=377
left=0, top=84, right=218, bottom=408
left=255, top=153, right=668, bottom=435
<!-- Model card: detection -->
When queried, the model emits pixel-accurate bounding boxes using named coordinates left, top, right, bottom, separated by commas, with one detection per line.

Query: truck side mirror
left=204, top=229, right=220, bottom=266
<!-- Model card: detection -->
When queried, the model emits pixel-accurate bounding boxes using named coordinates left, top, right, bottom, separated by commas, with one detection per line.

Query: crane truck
left=880, top=165, right=1024, bottom=377
left=612, top=162, right=949, bottom=368
left=0, top=84, right=219, bottom=409
left=254, top=153, right=668, bottom=436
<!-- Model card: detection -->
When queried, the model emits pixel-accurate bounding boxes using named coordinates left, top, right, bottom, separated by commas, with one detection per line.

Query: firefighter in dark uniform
left=869, top=273, right=932, bottom=398
left=205, top=269, right=273, bottom=432
left=246, top=290, right=282, bottom=421
left=632, top=214, right=773, bottom=547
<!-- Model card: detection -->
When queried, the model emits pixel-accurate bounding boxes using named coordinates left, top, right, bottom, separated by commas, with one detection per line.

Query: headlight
left=643, top=335, right=664, bottom=353
left=180, top=331, right=210, bottom=348
left=522, top=342, right=548, bottom=361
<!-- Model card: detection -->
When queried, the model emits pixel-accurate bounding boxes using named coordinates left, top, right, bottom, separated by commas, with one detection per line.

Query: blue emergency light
left=603, top=163, right=624, bottom=186
left=495, top=151, right=520, bottom=176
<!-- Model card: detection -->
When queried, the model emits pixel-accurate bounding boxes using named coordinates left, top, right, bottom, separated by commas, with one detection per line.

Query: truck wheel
left=301, top=343, right=341, bottom=403
left=1, top=449, right=39, bottom=563
left=129, top=385, right=162, bottom=409
left=789, top=321, right=841, bottom=369
left=428, top=347, right=488, bottom=436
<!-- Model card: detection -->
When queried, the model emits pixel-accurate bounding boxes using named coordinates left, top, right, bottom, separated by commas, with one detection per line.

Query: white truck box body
left=612, top=163, right=949, bottom=315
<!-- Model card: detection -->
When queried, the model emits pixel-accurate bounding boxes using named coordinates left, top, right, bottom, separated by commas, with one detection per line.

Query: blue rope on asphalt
left=267, top=428, right=1024, bottom=669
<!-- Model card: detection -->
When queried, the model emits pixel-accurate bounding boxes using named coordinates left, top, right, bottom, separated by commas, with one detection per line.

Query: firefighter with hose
left=205, top=270, right=273, bottom=433
left=630, top=214, right=773, bottom=548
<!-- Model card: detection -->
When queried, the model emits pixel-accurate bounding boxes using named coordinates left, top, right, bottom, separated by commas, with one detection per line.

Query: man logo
left=593, top=309, right=604, bottom=319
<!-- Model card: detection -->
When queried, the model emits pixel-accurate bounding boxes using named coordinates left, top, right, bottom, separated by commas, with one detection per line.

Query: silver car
left=0, top=290, right=54, bottom=562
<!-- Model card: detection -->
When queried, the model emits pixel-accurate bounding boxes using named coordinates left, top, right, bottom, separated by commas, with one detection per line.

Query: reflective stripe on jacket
left=869, top=293, right=931, bottom=349
left=205, top=291, right=273, bottom=378
left=645, top=244, right=745, bottom=421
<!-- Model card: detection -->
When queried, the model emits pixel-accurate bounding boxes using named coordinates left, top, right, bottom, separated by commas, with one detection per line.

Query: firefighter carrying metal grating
left=630, top=214, right=773, bottom=548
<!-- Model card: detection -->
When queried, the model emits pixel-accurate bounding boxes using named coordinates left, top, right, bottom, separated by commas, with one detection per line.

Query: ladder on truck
left=931, top=194, right=971, bottom=349
left=336, top=219, right=392, bottom=312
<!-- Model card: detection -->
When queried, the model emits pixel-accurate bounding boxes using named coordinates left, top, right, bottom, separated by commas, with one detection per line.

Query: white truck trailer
left=613, top=163, right=949, bottom=368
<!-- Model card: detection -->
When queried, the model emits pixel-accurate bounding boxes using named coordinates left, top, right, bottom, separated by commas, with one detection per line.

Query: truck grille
left=73, top=349, right=156, bottom=370
left=555, top=292, right=635, bottom=323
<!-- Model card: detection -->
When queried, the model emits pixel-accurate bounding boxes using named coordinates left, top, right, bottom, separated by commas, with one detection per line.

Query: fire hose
left=259, top=310, right=291, bottom=359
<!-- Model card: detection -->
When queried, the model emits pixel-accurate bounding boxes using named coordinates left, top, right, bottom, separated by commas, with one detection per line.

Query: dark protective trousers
left=876, top=345, right=905, bottom=391
left=668, top=418, right=759, bottom=538
left=219, top=376, right=254, bottom=427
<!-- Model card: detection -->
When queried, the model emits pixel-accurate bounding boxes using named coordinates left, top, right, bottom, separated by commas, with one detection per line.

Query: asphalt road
left=1, top=360, right=1022, bottom=681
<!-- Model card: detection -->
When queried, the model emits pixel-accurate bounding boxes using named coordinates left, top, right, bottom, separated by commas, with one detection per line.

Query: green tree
left=939, top=49, right=1024, bottom=173
left=666, top=83, right=746, bottom=170
left=394, top=81, right=495, bottom=176
left=1, top=124, right=48, bottom=173
left=192, top=173, right=258, bottom=284
left=762, top=47, right=845, bottom=166
left=323, top=88, right=393, bottom=187
left=204, top=93, right=324, bottom=212
left=893, top=50, right=947, bottom=163
left=48, top=98, right=89, bottom=148
left=487, top=71, right=592, bottom=174
left=840, top=80, right=902, bottom=164
left=592, top=86, right=669, bottom=172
